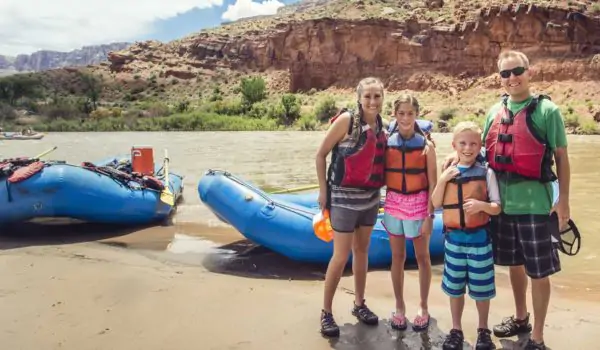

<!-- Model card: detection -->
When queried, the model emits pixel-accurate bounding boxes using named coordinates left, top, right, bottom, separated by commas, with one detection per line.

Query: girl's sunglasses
left=499, top=66, right=527, bottom=78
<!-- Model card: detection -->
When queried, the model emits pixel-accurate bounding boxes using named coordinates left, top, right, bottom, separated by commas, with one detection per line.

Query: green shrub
left=314, top=96, right=338, bottom=122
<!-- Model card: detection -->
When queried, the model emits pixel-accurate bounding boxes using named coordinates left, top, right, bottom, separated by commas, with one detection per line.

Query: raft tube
left=198, top=169, right=445, bottom=267
left=0, top=156, right=184, bottom=226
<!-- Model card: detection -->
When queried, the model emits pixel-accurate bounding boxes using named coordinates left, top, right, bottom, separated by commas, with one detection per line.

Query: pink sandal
left=391, top=312, right=408, bottom=331
left=412, top=314, right=430, bottom=332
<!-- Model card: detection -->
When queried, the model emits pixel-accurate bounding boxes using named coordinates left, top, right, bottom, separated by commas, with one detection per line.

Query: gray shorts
left=329, top=205, right=380, bottom=233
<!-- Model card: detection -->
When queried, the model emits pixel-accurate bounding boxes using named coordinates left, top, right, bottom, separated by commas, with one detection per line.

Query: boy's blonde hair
left=453, top=121, right=482, bottom=138
left=497, top=50, right=530, bottom=70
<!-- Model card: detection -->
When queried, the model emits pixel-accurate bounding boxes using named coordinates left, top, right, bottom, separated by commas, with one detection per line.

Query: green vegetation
left=0, top=72, right=344, bottom=132
left=1, top=70, right=598, bottom=134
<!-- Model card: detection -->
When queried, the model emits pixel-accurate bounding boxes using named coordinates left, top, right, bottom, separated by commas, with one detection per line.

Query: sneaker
left=475, top=328, right=496, bottom=350
left=320, top=310, right=340, bottom=337
left=351, top=299, right=379, bottom=325
left=442, top=328, right=464, bottom=350
left=524, top=338, right=547, bottom=350
left=492, top=312, right=532, bottom=338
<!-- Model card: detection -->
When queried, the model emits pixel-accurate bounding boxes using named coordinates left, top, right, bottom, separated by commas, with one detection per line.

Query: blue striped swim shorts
left=441, top=232, right=496, bottom=301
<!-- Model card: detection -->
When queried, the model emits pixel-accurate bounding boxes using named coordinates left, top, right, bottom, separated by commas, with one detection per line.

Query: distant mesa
left=0, top=42, right=132, bottom=74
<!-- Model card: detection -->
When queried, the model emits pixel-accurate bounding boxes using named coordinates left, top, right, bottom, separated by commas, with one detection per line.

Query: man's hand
left=441, top=152, right=459, bottom=171
left=552, top=146, right=571, bottom=231
left=551, top=199, right=571, bottom=231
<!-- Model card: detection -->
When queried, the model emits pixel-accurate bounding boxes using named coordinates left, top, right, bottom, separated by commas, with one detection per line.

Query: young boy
left=431, top=121, right=502, bottom=350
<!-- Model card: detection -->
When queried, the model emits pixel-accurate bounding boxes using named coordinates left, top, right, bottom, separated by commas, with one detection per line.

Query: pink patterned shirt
left=384, top=189, right=429, bottom=220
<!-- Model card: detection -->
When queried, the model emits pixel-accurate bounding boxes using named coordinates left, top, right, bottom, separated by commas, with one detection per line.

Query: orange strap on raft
left=142, top=176, right=165, bottom=191
left=82, top=161, right=165, bottom=191
left=7, top=161, right=45, bottom=183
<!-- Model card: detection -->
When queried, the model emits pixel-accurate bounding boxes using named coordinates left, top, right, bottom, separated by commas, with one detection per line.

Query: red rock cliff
left=108, top=3, right=600, bottom=92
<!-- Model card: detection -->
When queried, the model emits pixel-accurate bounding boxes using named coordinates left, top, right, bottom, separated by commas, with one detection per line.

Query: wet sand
left=2, top=225, right=599, bottom=350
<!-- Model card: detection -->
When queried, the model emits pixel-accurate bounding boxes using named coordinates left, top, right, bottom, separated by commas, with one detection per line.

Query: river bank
left=3, top=113, right=600, bottom=134
left=1, top=241, right=599, bottom=350
left=1, top=130, right=599, bottom=349
left=2, top=76, right=599, bottom=134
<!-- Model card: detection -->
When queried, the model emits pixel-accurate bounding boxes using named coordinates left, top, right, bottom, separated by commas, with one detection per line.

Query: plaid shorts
left=490, top=213, right=561, bottom=279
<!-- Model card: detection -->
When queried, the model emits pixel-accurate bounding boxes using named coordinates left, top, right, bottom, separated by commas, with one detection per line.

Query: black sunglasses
left=499, top=66, right=527, bottom=78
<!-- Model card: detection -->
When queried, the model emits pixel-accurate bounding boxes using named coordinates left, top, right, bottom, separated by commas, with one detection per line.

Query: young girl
left=383, top=94, right=438, bottom=331
left=315, top=77, right=387, bottom=338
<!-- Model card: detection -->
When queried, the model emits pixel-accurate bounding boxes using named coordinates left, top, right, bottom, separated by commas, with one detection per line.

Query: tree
left=80, top=72, right=102, bottom=112
left=0, top=74, right=41, bottom=105
left=280, top=94, right=301, bottom=124
left=239, top=76, right=266, bottom=107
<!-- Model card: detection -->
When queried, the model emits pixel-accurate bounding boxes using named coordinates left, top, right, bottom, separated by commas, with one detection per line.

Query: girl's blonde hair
left=356, top=77, right=385, bottom=100
left=329, top=77, right=385, bottom=140
left=356, top=77, right=384, bottom=120
left=393, top=94, right=436, bottom=148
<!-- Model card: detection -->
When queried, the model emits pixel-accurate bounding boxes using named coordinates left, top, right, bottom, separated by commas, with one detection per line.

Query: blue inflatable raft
left=0, top=155, right=184, bottom=226
left=198, top=169, right=445, bottom=267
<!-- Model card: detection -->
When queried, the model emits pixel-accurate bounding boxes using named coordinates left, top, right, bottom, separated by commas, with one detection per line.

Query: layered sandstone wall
left=108, top=3, right=600, bottom=92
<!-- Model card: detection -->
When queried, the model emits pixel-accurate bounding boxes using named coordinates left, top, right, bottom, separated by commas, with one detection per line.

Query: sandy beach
left=1, top=238, right=598, bottom=350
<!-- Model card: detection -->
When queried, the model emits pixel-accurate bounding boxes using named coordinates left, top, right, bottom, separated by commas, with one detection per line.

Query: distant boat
left=0, top=132, right=45, bottom=140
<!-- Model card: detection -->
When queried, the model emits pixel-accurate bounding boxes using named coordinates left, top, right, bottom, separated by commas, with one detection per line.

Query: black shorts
left=490, top=213, right=561, bottom=279
left=329, top=205, right=379, bottom=233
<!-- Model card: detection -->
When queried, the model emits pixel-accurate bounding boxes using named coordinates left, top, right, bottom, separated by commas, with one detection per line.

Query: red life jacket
left=327, top=109, right=386, bottom=189
left=485, top=94, right=556, bottom=182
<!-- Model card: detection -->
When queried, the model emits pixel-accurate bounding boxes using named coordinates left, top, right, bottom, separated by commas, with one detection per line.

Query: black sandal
left=525, top=338, right=546, bottom=350
left=351, top=299, right=379, bottom=325
left=442, top=328, right=464, bottom=350
left=320, top=310, right=340, bottom=337
left=492, top=313, right=532, bottom=338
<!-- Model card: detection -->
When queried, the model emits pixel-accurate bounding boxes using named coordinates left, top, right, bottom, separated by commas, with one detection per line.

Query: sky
left=0, top=0, right=300, bottom=56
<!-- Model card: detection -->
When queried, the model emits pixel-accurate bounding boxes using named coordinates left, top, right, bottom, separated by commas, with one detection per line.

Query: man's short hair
left=497, top=50, right=530, bottom=70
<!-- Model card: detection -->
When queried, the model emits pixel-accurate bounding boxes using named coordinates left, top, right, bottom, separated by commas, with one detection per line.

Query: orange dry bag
left=313, top=209, right=333, bottom=242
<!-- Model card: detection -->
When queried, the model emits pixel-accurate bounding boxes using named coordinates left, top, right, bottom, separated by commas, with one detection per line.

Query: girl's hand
left=419, top=216, right=433, bottom=237
left=440, top=166, right=460, bottom=183
left=318, top=188, right=328, bottom=210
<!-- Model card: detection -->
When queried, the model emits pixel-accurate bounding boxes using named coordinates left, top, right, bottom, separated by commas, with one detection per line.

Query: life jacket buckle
left=500, top=117, right=513, bottom=125
left=452, top=176, right=468, bottom=184
left=497, top=133, right=513, bottom=143
left=494, top=155, right=512, bottom=164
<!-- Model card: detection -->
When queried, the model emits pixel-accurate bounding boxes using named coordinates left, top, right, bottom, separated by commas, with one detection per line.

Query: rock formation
left=0, top=43, right=131, bottom=73
left=107, top=3, right=600, bottom=92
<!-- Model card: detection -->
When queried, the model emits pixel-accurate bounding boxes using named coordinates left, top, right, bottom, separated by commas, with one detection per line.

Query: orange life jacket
left=442, top=163, right=489, bottom=232
left=384, top=131, right=428, bottom=194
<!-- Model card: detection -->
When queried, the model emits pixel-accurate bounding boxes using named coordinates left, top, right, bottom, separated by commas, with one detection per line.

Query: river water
left=1, top=131, right=599, bottom=300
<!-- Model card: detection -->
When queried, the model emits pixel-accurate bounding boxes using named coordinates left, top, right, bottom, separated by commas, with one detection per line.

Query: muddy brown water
left=1, top=131, right=599, bottom=302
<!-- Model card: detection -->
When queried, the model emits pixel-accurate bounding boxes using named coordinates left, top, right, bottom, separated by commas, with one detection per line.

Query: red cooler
left=131, top=146, right=154, bottom=176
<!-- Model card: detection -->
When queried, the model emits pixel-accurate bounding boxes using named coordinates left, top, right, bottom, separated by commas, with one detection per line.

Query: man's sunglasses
left=499, top=66, right=527, bottom=78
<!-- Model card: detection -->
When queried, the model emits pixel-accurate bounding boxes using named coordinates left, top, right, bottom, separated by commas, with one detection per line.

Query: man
left=443, top=50, right=570, bottom=350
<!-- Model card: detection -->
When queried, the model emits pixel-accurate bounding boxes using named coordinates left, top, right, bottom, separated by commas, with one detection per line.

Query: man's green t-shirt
left=482, top=95, right=568, bottom=215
